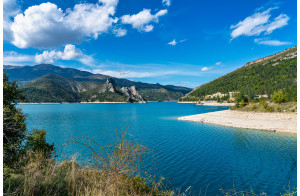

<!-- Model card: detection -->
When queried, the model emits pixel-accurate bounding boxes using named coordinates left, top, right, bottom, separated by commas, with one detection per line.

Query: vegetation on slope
left=18, top=73, right=189, bottom=103
left=4, top=64, right=192, bottom=102
left=80, top=88, right=129, bottom=102
left=139, top=88, right=183, bottom=101
left=181, top=47, right=297, bottom=102
left=22, top=86, right=80, bottom=103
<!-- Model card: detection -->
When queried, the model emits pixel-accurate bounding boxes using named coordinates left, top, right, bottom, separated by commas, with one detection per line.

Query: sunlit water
left=18, top=102, right=297, bottom=195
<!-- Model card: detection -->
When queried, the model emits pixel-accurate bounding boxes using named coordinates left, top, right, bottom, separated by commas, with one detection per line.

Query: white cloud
left=254, top=38, right=292, bottom=46
left=162, top=0, right=171, bottom=7
left=7, top=1, right=168, bottom=48
left=215, top=62, right=222, bottom=65
left=121, top=9, right=168, bottom=32
left=10, top=1, right=119, bottom=48
left=3, top=0, right=20, bottom=40
left=35, top=44, right=94, bottom=65
left=168, top=39, right=186, bottom=46
left=201, top=67, right=213, bottom=71
left=168, top=39, right=177, bottom=46
left=113, top=28, right=127, bottom=37
left=230, top=7, right=289, bottom=40
left=4, top=51, right=34, bottom=65
left=265, top=13, right=289, bottom=34
left=78, top=61, right=236, bottom=80
left=92, top=69, right=177, bottom=78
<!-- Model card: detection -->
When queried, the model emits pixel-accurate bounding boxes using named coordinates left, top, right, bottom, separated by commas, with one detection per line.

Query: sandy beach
left=178, top=110, right=297, bottom=134
left=201, top=101, right=235, bottom=106
left=178, top=101, right=235, bottom=106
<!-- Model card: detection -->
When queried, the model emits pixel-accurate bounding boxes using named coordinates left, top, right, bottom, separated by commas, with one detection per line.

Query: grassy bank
left=4, top=131, right=169, bottom=196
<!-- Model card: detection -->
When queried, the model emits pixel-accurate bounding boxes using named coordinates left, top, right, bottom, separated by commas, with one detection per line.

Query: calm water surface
left=18, top=102, right=297, bottom=195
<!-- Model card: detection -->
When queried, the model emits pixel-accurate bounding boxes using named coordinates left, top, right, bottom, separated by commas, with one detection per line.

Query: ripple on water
left=18, top=102, right=297, bottom=195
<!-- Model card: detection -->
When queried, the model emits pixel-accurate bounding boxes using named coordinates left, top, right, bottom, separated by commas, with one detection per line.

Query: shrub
left=260, top=100, right=268, bottom=109
left=25, top=130, right=55, bottom=159
left=240, top=100, right=246, bottom=107
left=217, top=96, right=221, bottom=103
left=271, top=90, right=288, bottom=103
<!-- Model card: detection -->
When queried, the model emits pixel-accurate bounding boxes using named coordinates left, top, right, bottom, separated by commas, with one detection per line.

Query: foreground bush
left=4, top=131, right=169, bottom=196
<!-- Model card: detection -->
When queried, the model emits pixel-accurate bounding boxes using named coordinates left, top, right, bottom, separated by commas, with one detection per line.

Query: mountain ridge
left=4, top=64, right=191, bottom=102
left=4, top=64, right=191, bottom=93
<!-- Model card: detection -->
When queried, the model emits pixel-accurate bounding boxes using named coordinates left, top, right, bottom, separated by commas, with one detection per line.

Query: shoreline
left=18, top=102, right=128, bottom=104
left=178, top=110, right=297, bottom=134
left=178, top=101, right=235, bottom=106
left=17, top=100, right=180, bottom=104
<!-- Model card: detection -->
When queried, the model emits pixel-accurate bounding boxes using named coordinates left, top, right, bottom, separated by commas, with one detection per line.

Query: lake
left=18, top=102, right=297, bottom=195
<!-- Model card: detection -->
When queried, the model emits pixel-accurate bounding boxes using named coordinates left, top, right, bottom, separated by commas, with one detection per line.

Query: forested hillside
left=181, top=46, right=297, bottom=102
left=4, top=64, right=192, bottom=102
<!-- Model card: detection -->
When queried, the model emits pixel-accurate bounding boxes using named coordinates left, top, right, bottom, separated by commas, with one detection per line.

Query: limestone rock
left=120, top=85, right=144, bottom=102
left=99, top=78, right=116, bottom=93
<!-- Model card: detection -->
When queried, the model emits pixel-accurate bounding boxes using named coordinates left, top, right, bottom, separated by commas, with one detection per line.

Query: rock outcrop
left=99, top=78, right=116, bottom=93
left=120, top=86, right=144, bottom=102
left=98, top=78, right=144, bottom=102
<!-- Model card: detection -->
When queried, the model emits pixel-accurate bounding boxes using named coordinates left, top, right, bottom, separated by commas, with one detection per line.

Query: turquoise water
left=18, top=102, right=297, bottom=195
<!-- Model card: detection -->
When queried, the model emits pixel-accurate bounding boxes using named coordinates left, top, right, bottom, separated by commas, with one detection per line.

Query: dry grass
left=4, top=131, right=169, bottom=196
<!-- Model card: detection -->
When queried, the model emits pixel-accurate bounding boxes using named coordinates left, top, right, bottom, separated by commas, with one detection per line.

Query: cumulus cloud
left=10, top=1, right=119, bottom=48
left=35, top=44, right=94, bottom=65
left=254, top=38, right=292, bottom=46
left=3, top=0, right=20, bottom=40
left=230, top=7, right=289, bottom=40
left=7, top=0, right=168, bottom=48
left=162, top=0, right=171, bottom=7
left=4, top=51, right=34, bottom=65
left=121, top=9, right=168, bottom=32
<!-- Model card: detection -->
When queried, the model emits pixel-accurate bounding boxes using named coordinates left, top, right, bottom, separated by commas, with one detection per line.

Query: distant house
left=229, top=91, right=240, bottom=98
left=205, top=92, right=227, bottom=99
left=253, top=94, right=268, bottom=99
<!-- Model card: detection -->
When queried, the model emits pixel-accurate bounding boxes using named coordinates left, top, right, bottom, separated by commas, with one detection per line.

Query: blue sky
left=3, top=0, right=297, bottom=88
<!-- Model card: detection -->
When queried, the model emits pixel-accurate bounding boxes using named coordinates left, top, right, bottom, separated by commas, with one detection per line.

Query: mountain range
left=4, top=64, right=192, bottom=103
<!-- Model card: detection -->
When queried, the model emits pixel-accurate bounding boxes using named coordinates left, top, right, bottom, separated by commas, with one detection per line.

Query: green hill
left=4, top=64, right=192, bottom=102
left=180, top=46, right=297, bottom=102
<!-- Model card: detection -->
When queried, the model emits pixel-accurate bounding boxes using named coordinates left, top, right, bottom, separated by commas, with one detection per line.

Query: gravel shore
left=178, top=110, right=297, bottom=134
left=178, top=101, right=235, bottom=106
